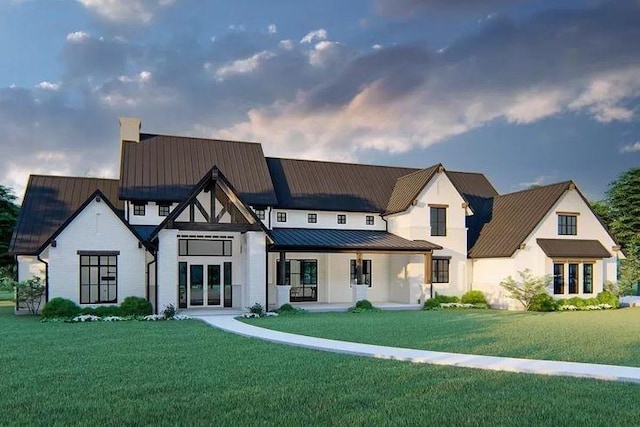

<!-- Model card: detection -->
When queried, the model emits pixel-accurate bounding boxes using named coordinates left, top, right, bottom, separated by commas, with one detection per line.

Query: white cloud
left=268, top=24, right=277, bottom=34
left=66, top=31, right=90, bottom=42
left=35, top=81, right=61, bottom=91
left=76, top=0, right=177, bottom=24
left=117, top=70, right=152, bottom=84
left=620, top=142, right=640, bottom=153
left=213, top=51, right=276, bottom=81
left=300, top=28, right=327, bottom=44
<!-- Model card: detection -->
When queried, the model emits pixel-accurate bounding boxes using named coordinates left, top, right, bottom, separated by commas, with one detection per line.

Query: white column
left=156, top=229, right=179, bottom=312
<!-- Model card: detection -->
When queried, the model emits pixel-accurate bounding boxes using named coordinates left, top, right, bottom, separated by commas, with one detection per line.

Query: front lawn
left=243, top=308, right=640, bottom=367
left=2, top=307, right=640, bottom=426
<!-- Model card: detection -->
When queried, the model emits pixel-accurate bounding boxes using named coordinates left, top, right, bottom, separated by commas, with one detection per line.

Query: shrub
left=248, top=302, right=265, bottom=316
left=355, top=299, right=373, bottom=310
left=500, top=269, right=551, bottom=311
left=16, top=277, right=46, bottom=314
left=163, top=304, right=177, bottom=319
left=424, top=298, right=441, bottom=310
left=461, top=290, right=487, bottom=305
left=597, top=290, right=619, bottom=308
left=437, top=294, right=460, bottom=303
left=276, top=303, right=306, bottom=315
left=93, top=306, right=123, bottom=317
left=42, top=297, right=81, bottom=318
left=529, top=293, right=558, bottom=312
left=423, top=293, right=461, bottom=310
left=120, top=296, right=153, bottom=316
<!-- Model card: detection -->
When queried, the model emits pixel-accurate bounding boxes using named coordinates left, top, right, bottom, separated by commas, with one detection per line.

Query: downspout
left=146, top=250, right=157, bottom=314
left=14, top=255, right=19, bottom=311
left=265, top=237, right=269, bottom=311
left=37, top=254, right=49, bottom=304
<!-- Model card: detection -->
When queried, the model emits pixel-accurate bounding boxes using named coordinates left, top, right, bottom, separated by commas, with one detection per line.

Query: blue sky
left=1, top=0, right=639, bottom=202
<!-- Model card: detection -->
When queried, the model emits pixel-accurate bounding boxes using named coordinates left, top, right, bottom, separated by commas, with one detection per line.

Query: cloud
left=66, top=31, right=90, bottom=42
left=620, top=142, right=640, bottom=153
left=212, top=51, right=276, bottom=81
left=268, top=24, right=277, bottom=34
left=35, top=81, right=61, bottom=91
left=300, top=29, right=327, bottom=44
left=76, top=0, right=177, bottom=24
left=374, top=0, right=529, bottom=18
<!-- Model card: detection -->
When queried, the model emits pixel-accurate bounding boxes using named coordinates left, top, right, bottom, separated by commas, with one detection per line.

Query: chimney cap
left=119, top=117, right=141, bottom=143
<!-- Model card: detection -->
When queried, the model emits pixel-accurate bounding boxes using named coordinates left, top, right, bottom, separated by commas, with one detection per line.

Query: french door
left=179, top=262, right=232, bottom=308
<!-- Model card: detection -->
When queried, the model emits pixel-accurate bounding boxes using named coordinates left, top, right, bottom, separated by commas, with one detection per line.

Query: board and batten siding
left=46, top=197, right=147, bottom=305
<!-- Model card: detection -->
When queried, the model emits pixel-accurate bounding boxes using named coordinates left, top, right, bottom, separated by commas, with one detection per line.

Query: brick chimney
left=119, top=117, right=141, bottom=143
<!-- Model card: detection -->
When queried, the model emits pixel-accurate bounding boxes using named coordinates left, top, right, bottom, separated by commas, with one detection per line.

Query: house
left=9, top=118, right=623, bottom=313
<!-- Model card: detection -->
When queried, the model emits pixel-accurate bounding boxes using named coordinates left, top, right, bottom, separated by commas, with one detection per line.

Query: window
left=255, top=209, right=266, bottom=220
left=350, top=259, right=372, bottom=287
left=337, top=214, right=346, bottom=224
left=430, top=207, right=447, bottom=236
left=133, top=203, right=146, bottom=216
left=558, top=215, right=577, bottom=235
left=178, top=239, right=232, bottom=256
left=553, top=263, right=564, bottom=294
left=277, top=212, right=287, bottom=222
left=366, top=215, right=375, bottom=225
left=308, top=213, right=317, bottom=223
left=276, top=259, right=318, bottom=302
left=79, top=253, right=118, bottom=304
left=583, top=263, right=593, bottom=294
left=432, top=258, right=450, bottom=283
left=158, top=203, right=170, bottom=217
left=568, top=263, right=579, bottom=294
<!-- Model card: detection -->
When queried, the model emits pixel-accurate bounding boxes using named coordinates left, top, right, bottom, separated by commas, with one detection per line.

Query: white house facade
left=9, top=118, right=623, bottom=313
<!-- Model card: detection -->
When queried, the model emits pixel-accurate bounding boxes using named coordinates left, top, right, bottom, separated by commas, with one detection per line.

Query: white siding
left=46, top=197, right=147, bottom=306
left=156, top=229, right=179, bottom=311
left=271, top=210, right=385, bottom=231
left=386, top=171, right=469, bottom=297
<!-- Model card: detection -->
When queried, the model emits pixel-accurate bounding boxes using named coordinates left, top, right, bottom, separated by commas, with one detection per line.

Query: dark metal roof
left=119, top=133, right=277, bottom=206
left=537, top=239, right=611, bottom=259
left=469, top=182, right=571, bottom=258
left=270, top=228, right=441, bottom=252
left=10, top=175, right=122, bottom=255
left=446, top=170, right=500, bottom=251
left=384, top=165, right=441, bottom=215
left=266, top=157, right=419, bottom=212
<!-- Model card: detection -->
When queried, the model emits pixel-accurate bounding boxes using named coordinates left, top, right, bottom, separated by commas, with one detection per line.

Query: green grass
left=244, top=309, right=640, bottom=367
left=2, top=307, right=640, bottom=426
left=0, top=290, right=14, bottom=301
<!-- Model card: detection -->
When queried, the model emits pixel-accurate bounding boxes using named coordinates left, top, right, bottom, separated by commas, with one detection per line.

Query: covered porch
left=267, top=228, right=441, bottom=310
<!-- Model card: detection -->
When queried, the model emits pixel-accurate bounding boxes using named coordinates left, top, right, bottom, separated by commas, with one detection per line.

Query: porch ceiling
left=269, top=228, right=441, bottom=253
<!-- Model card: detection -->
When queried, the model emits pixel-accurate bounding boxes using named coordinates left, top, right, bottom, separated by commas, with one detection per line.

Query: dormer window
left=158, top=203, right=170, bottom=217
left=558, top=214, right=577, bottom=235
left=366, top=215, right=375, bottom=225
left=133, top=203, right=146, bottom=216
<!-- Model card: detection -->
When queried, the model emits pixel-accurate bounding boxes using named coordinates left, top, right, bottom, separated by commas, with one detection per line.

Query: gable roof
left=445, top=170, right=499, bottom=208
left=266, top=157, right=418, bottom=212
left=10, top=175, right=122, bottom=255
left=469, top=181, right=571, bottom=258
left=384, top=165, right=441, bottom=215
left=149, top=166, right=271, bottom=241
left=536, top=239, right=611, bottom=259
left=119, top=133, right=277, bottom=206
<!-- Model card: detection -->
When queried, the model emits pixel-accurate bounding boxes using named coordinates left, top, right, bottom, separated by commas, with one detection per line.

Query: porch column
left=352, top=251, right=368, bottom=303
left=424, top=252, right=433, bottom=300
left=276, top=251, right=291, bottom=308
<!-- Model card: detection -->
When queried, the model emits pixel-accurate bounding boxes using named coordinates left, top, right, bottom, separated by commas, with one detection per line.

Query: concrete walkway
left=195, top=315, right=640, bottom=384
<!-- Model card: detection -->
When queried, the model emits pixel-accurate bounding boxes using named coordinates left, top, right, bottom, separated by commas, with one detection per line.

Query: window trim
left=178, top=239, right=232, bottom=256
left=158, top=203, right=170, bottom=217
left=79, top=253, right=118, bottom=304
left=432, top=258, right=450, bottom=283
left=366, top=215, right=375, bottom=225
left=255, top=209, right=266, bottom=220
left=583, top=263, right=593, bottom=294
left=133, top=203, right=146, bottom=216
left=553, top=263, right=565, bottom=295
left=430, top=207, right=447, bottom=237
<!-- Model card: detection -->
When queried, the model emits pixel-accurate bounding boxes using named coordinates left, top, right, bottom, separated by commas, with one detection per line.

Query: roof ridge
left=498, top=180, right=571, bottom=198
left=141, top=132, right=261, bottom=146
left=29, top=174, right=119, bottom=182
left=395, top=163, right=441, bottom=180
left=266, top=156, right=421, bottom=171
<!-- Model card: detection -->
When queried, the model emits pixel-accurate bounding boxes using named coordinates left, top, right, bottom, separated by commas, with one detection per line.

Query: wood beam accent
left=215, top=207, right=228, bottom=224
left=193, top=198, right=210, bottom=222
left=424, top=252, right=433, bottom=299
left=189, top=201, right=195, bottom=222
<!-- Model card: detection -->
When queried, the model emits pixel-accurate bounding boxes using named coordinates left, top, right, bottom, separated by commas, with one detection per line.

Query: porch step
left=181, top=308, right=245, bottom=316
left=291, top=303, right=423, bottom=313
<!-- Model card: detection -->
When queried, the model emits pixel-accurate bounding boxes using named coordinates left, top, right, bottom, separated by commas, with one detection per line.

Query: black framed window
left=366, top=215, right=375, bottom=225
left=430, top=207, right=447, bottom=236
left=350, top=259, right=372, bottom=287
left=277, top=212, right=287, bottom=222
left=553, top=263, right=564, bottom=294
left=79, top=254, right=117, bottom=304
left=583, top=264, right=593, bottom=293
left=178, top=239, right=232, bottom=256
left=337, top=214, right=346, bottom=224
left=558, top=215, right=577, bottom=235
left=255, top=209, right=266, bottom=220
left=432, top=258, right=449, bottom=283
left=308, top=213, right=317, bottom=223
left=568, top=263, right=579, bottom=294
left=133, top=203, right=146, bottom=216
left=158, top=204, right=170, bottom=217
left=276, top=259, right=317, bottom=302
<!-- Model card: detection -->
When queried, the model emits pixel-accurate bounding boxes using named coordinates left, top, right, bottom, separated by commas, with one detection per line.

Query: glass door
left=190, top=265, right=204, bottom=306
left=207, top=265, right=221, bottom=306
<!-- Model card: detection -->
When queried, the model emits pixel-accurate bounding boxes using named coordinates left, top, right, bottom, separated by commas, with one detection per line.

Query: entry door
left=189, top=264, right=222, bottom=307
left=207, top=265, right=221, bottom=306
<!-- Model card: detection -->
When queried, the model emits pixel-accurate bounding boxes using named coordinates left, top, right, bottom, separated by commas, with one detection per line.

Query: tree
left=14, top=276, right=45, bottom=314
left=499, top=269, right=551, bottom=311
left=0, top=184, right=19, bottom=269
left=605, top=168, right=640, bottom=250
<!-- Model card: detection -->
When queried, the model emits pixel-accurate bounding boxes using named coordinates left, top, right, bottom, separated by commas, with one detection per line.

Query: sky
left=1, top=0, right=639, bottom=203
